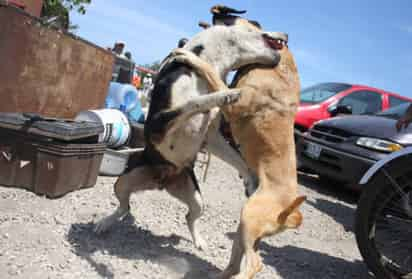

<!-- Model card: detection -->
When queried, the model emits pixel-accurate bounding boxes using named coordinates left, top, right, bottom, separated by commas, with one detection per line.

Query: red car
left=294, top=82, right=412, bottom=137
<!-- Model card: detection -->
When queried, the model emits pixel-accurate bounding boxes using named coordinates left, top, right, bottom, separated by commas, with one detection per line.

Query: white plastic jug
left=75, top=109, right=131, bottom=148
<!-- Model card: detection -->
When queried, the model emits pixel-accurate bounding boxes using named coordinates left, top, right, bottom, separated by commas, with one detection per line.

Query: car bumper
left=297, top=135, right=378, bottom=188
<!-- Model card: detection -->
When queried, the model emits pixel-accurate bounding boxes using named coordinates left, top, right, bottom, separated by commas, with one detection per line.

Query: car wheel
left=355, top=154, right=412, bottom=278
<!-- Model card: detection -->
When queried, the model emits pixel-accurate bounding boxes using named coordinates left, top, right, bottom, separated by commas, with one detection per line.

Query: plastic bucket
left=75, top=109, right=131, bottom=148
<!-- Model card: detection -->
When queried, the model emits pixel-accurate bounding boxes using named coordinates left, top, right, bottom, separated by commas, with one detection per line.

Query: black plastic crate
left=0, top=113, right=103, bottom=141
left=0, top=137, right=105, bottom=198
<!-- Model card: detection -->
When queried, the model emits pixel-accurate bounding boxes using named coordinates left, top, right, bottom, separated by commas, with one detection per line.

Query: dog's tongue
left=266, top=38, right=285, bottom=50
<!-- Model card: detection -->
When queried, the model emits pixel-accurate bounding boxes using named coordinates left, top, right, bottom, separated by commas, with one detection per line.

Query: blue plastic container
left=106, top=82, right=145, bottom=123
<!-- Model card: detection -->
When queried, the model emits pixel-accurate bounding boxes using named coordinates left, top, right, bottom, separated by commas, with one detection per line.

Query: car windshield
left=375, top=103, right=411, bottom=120
left=300, top=83, right=352, bottom=104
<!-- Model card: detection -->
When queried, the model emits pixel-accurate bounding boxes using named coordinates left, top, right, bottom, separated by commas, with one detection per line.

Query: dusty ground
left=0, top=156, right=372, bottom=279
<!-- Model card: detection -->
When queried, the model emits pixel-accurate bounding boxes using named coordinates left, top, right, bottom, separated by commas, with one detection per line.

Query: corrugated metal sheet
left=18, top=0, right=42, bottom=17
left=0, top=4, right=114, bottom=118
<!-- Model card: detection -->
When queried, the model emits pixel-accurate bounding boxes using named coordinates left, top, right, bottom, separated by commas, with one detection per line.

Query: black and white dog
left=95, top=21, right=283, bottom=250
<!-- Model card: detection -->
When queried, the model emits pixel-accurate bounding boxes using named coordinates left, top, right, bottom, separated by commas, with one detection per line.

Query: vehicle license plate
left=305, top=142, right=322, bottom=159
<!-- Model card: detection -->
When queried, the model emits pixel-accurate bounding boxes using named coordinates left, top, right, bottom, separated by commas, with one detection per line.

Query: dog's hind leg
left=94, top=166, right=163, bottom=234
left=166, top=169, right=207, bottom=250
left=227, top=210, right=263, bottom=279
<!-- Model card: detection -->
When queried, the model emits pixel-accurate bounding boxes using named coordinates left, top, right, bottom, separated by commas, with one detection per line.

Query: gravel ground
left=0, top=156, right=372, bottom=279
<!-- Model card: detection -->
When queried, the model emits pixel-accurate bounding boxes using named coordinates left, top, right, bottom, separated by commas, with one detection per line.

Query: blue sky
left=71, top=0, right=412, bottom=96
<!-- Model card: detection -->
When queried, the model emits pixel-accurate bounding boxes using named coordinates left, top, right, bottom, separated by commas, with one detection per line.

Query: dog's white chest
left=155, top=75, right=210, bottom=167
left=156, top=113, right=210, bottom=167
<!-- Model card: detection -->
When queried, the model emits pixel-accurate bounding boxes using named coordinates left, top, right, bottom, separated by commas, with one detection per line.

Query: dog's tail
left=277, top=196, right=306, bottom=228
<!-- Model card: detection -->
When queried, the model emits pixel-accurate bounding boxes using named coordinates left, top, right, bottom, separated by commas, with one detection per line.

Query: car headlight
left=356, top=137, right=403, bottom=152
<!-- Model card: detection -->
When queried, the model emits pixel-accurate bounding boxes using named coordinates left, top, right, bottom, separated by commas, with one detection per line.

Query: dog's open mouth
left=263, top=34, right=287, bottom=50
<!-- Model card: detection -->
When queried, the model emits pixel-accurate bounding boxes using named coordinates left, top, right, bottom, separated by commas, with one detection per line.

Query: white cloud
left=292, top=47, right=377, bottom=89
left=71, top=0, right=190, bottom=63
left=88, top=0, right=188, bottom=38
left=401, top=25, right=412, bottom=34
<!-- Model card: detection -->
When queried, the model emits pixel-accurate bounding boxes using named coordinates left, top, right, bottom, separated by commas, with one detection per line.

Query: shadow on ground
left=259, top=242, right=372, bottom=279
left=66, top=174, right=367, bottom=279
left=298, top=172, right=359, bottom=204
left=224, top=231, right=371, bottom=279
left=306, top=198, right=356, bottom=232
left=298, top=172, right=359, bottom=232
left=67, top=215, right=220, bottom=279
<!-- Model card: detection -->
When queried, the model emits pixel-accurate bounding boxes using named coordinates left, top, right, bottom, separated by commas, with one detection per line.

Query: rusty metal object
left=17, top=0, right=42, bottom=17
left=0, top=4, right=114, bottom=118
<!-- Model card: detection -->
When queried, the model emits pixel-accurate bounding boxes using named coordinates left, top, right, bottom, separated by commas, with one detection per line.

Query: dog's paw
left=169, top=54, right=190, bottom=65
left=223, top=92, right=241, bottom=105
left=215, top=269, right=236, bottom=279
left=93, top=217, right=115, bottom=234
left=171, top=48, right=190, bottom=56
left=194, top=236, right=208, bottom=251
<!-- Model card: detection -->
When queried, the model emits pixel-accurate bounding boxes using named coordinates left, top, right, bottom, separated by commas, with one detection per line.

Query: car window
left=339, top=90, right=382, bottom=114
left=300, top=83, right=352, bottom=104
left=389, top=95, right=410, bottom=108
left=376, top=103, right=410, bottom=119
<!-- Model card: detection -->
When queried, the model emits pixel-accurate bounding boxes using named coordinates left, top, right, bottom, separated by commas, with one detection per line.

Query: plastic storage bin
left=0, top=112, right=104, bottom=142
left=0, top=113, right=107, bottom=198
left=99, top=149, right=130, bottom=176
left=0, top=132, right=106, bottom=198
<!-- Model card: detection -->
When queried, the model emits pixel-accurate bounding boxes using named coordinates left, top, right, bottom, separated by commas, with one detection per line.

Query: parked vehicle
left=294, top=82, right=412, bottom=137
left=355, top=147, right=412, bottom=278
left=296, top=103, right=412, bottom=189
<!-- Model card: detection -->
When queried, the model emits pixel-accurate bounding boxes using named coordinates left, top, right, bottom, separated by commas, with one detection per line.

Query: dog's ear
left=278, top=196, right=306, bottom=228
left=210, top=5, right=247, bottom=26
left=212, top=15, right=237, bottom=26
left=210, top=5, right=246, bottom=15
left=198, top=21, right=211, bottom=29
left=247, top=20, right=262, bottom=29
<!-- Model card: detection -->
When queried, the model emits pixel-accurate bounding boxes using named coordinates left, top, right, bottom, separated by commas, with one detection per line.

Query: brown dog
left=172, top=15, right=305, bottom=278
left=222, top=46, right=305, bottom=279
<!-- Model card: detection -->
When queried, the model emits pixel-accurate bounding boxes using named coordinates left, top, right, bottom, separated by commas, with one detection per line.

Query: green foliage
left=139, top=61, right=161, bottom=80
left=41, top=0, right=91, bottom=30
left=144, top=61, right=161, bottom=72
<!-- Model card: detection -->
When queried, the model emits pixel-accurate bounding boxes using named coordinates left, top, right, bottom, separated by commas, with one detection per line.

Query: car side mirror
left=328, top=104, right=352, bottom=117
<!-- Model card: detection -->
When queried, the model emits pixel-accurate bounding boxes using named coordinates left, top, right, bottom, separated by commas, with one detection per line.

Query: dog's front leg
left=169, top=48, right=227, bottom=92
left=169, top=49, right=229, bottom=125
left=205, top=118, right=258, bottom=196
left=149, top=88, right=241, bottom=144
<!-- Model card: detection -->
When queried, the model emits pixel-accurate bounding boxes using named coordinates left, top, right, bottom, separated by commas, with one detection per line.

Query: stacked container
left=0, top=113, right=106, bottom=198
